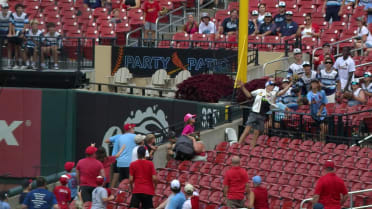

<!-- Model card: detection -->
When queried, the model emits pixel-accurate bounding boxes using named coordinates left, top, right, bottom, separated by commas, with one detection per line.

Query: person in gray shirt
left=91, top=176, right=114, bottom=209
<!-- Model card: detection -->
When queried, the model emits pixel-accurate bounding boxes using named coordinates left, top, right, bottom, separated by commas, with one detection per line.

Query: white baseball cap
left=293, top=48, right=302, bottom=54
left=264, top=12, right=272, bottom=17
left=170, top=180, right=180, bottom=189
left=251, top=10, right=259, bottom=16
left=303, top=61, right=311, bottom=66
left=278, top=1, right=286, bottom=7
left=134, top=134, right=146, bottom=144
left=285, top=11, right=293, bottom=15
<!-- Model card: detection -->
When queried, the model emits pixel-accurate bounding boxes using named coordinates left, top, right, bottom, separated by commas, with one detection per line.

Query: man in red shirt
left=143, top=0, right=160, bottom=46
left=314, top=43, right=335, bottom=70
left=312, top=160, right=348, bottom=209
left=129, top=146, right=157, bottom=209
left=53, top=175, right=71, bottom=209
left=248, top=176, right=269, bottom=209
left=76, top=145, right=105, bottom=203
left=223, top=156, right=249, bottom=208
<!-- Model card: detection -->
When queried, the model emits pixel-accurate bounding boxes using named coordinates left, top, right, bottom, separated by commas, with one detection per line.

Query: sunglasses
left=351, top=82, right=358, bottom=85
left=325, top=62, right=333, bottom=64
left=305, top=18, right=311, bottom=21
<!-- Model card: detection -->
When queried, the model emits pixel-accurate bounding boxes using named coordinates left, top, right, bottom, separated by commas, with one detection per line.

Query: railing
left=125, top=26, right=144, bottom=46
left=263, top=57, right=291, bottom=77
left=196, top=0, right=215, bottom=20
left=300, top=188, right=372, bottom=209
left=155, top=6, right=186, bottom=46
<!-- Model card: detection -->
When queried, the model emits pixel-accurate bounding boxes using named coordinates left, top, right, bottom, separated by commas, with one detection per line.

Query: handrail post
left=350, top=193, right=353, bottom=208
left=285, top=40, right=289, bottom=57
left=155, top=18, right=159, bottom=47
left=92, top=38, right=96, bottom=68
left=197, top=0, right=200, bottom=21
left=255, top=47, right=259, bottom=66
left=77, top=38, right=82, bottom=71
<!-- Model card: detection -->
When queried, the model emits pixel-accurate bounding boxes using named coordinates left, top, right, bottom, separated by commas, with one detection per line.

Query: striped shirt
left=0, top=11, right=11, bottom=33
left=10, top=12, right=29, bottom=33
left=278, top=87, right=298, bottom=105
left=43, top=32, right=62, bottom=47
left=25, top=29, right=43, bottom=48
left=318, top=68, right=339, bottom=95
left=299, top=71, right=317, bottom=94
left=362, top=82, right=372, bottom=93
left=287, top=62, right=304, bottom=78
left=326, top=0, right=343, bottom=6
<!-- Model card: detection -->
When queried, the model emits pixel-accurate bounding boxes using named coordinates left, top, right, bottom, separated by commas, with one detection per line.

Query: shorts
left=144, top=22, right=156, bottom=31
left=112, top=160, right=119, bottom=173
left=325, top=5, right=341, bottom=22
left=130, top=193, right=153, bottom=209
left=118, top=167, right=130, bottom=181
left=245, top=112, right=267, bottom=132
left=80, top=186, right=95, bottom=202
left=9, top=37, right=23, bottom=45
left=26, top=47, right=35, bottom=57
left=226, top=199, right=245, bottom=208
left=365, top=42, right=372, bottom=48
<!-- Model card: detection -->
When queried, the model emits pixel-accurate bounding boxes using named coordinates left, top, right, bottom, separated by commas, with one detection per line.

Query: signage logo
left=0, top=120, right=23, bottom=146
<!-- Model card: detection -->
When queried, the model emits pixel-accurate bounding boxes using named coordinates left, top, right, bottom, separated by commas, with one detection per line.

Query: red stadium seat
left=190, top=33, right=210, bottom=49
left=272, top=160, right=285, bottom=171
left=200, top=162, right=213, bottom=174
left=210, top=164, right=224, bottom=176
left=172, top=32, right=190, bottom=49
left=283, top=162, right=297, bottom=174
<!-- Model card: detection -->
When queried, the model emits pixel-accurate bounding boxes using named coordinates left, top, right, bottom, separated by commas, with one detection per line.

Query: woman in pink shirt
left=182, top=113, right=196, bottom=135
left=183, top=14, right=199, bottom=34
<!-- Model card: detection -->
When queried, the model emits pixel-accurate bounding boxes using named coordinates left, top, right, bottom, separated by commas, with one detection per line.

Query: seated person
left=296, top=14, right=320, bottom=39
left=249, top=10, right=259, bottom=35
left=41, top=23, right=62, bottom=70
left=84, top=0, right=102, bottom=9
left=23, top=19, right=43, bottom=70
left=318, top=58, right=340, bottom=103
left=298, top=62, right=317, bottom=96
left=278, top=11, right=298, bottom=37
left=362, top=71, right=372, bottom=97
left=109, top=8, right=122, bottom=24
left=255, top=12, right=276, bottom=36
left=219, top=9, right=238, bottom=35
left=354, top=17, right=372, bottom=55
left=346, top=80, right=366, bottom=106
left=123, top=0, right=140, bottom=10
left=199, top=12, right=216, bottom=34
left=183, top=14, right=198, bottom=35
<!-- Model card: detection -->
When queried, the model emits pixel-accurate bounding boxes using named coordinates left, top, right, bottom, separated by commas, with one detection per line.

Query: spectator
left=181, top=183, right=199, bottom=209
left=287, top=48, right=305, bottom=78
left=123, top=0, right=140, bottom=9
left=257, top=4, right=266, bottom=25
left=362, top=71, right=372, bottom=97
left=23, top=19, right=43, bottom=70
left=297, top=14, right=320, bottom=39
left=143, top=0, right=160, bottom=46
left=299, top=62, right=318, bottom=95
left=312, top=160, right=348, bottom=209
left=323, top=0, right=344, bottom=22
left=219, top=9, right=239, bottom=35
left=101, top=0, right=112, bottom=11
left=318, top=58, right=340, bottom=103
left=110, top=123, right=137, bottom=182
left=223, top=156, right=249, bottom=208
left=96, top=145, right=125, bottom=187
left=53, top=175, right=71, bottom=209
left=22, top=177, right=58, bottom=209
left=238, top=80, right=278, bottom=147
left=19, top=179, right=32, bottom=205
left=183, top=14, right=198, bottom=35
left=249, top=10, right=259, bottom=35
left=145, top=134, right=157, bottom=160
left=0, top=3, right=11, bottom=65
left=41, top=22, right=62, bottom=70
left=91, top=176, right=114, bottom=209
left=64, top=162, right=78, bottom=200
left=256, top=12, right=276, bottom=36
left=364, top=1, right=372, bottom=24
left=84, top=0, right=102, bottom=9
left=277, top=78, right=299, bottom=110
left=8, top=3, right=28, bottom=70
left=76, top=145, right=105, bottom=203
left=166, top=131, right=177, bottom=161
left=278, top=11, right=298, bottom=37
left=347, top=80, right=367, bottom=106
left=333, top=47, right=355, bottom=91
left=199, top=12, right=216, bottom=34
left=182, top=113, right=196, bottom=136
left=314, top=43, right=335, bottom=70
left=0, top=191, right=10, bottom=209
left=129, top=146, right=157, bottom=209
left=167, top=180, right=186, bottom=209
left=109, top=8, right=122, bottom=24
left=274, top=1, right=286, bottom=27
left=307, top=79, right=327, bottom=130
left=132, top=135, right=150, bottom=162
left=354, top=17, right=372, bottom=55
left=248, top=176, right=269, bottom=209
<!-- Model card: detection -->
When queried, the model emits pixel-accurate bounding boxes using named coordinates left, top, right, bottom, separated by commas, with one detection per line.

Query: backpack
left=174, top=135, right=194, bottom=161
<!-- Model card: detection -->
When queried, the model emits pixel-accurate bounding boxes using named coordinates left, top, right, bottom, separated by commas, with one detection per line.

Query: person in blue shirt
left=167, top=180, right=186, bottom=209
left=278, top=11, right=298, bottom=37
left=0, top=191, right=10, bottom=209
left=273, top=1, right=286, bottom=28
left=307, top=79, right=328, bottom=138
left=256, top=12, right=276, bottom=36
left=323, top=0, right=344, bottom=22
left=249, top=10, right=259, bottom=35
left=84, top=0, right=102, bottom=9
left=22, top=177, right=58, bottom=209
left=364, top=2, right=372, bottom=25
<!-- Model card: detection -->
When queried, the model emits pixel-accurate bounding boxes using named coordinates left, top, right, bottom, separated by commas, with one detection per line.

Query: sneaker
left=54, top=64, right=59, bottom=70
left=20, top=65, right=28, bottom=70
left=41, top=63, right=48, bottom=69
left=12, top=65, right=19, bottom=70
left=7, top=64, right=12, bottom=69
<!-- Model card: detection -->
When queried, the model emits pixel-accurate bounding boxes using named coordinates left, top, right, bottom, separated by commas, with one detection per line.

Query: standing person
left=183, top=14, right=198, bottom=35
left=323, top=0, right=344, bottom=22
left=299, top=62, right=318, bottom=96
left=41, top=22, right=62, bottom=70
left=318, top=58, right=340, bottom=103
left=198, top=13, right=216, bottom=34
left=53, top=175, right=71, bottom=209
left=257, top=4, right=266, bottom=25
left=76, top=145, right=105, bottom=203
left=143, top=0, right=160, bottom=46
left=91, top=176, right=114, bottom=209
left=129, top=146, right=158, bottom=209
left=296, top=14, right=320, bottom=39
left=249, top=10, right=259, bottom=35
left=131, top=135, right=150, bottom=162
left=0, top=191, right=10, bottom=209
left=0, top=3, right=11, bottom=66
left=362, top=72, right=372, bottom=97
left=274, top=1, right=286, bottom=28
left=64, top=162, right=78, bottom=201
left=314, top=43, right=335, bottom=70
left=277, top=11, right=298, bottom=37
left=333, top=47, right=355, bottom=91
left=238, top=80, right=278, bottom=147
left=19, top=179, right=32, bottom=205
left=123, top=0, right=140, bottom=10
left=167, top=180, right=186, bottom=209
left=307, top=79, right=328, bottom=138
left=22, top=177, right=59, bottom=209
left=23, top=19, right=43, bottom=70
left=84, top=0, right=102, bottom=9
left=287, top=48, right=305, bottom=78
left=181, top=183, right=199, bottom=209
left=145, top=134, right=157, bottom=160
left=256, top=12, right=276, bottom=36
left=223, top=156, right=249, bottom=208
left=312, top=160, right=348, bottom=209
left=219, top=9, right=239, bottom=35
left=182, top=113, right=196, bottom=136
left=248, top=176, right=269, bottom=209
left=96, top=145, right=125, bottom=187
left=276, top=79, right=299, bottom=110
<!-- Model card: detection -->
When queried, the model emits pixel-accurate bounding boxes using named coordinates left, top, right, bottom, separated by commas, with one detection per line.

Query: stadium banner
left=75, top=91, right=199, bottom=160
left=111, top=47, right=237, bottom=77
left=196, top=103, right=226, bottom=130
left=0, top=88, right=42, bottom=177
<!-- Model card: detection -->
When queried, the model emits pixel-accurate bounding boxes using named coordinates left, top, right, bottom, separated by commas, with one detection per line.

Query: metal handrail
left=263, top=57, right=290, bottom=76
left=312, top=35, right=359, bottom=60
left=300, top=188, right=372, bottom=209
left=155, top=6, right=186, bottom=46
left=126, top=26, right=144, bottom=46
left=356, top=61, right=372, bottom=68
left=196, top=0, right=215, bottom=20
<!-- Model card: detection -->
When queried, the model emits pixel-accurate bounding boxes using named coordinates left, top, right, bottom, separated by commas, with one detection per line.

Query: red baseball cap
left=124, top=124, right=136, bottom=131
left=85, top=146, right=97, bottom=155
left=59, top=175, right=69, bottom=185
left=96, top=176, right=104, bottom=185
left=64, top=162, right=75, bottom=172
left=324, top=160, right=335, bottom=169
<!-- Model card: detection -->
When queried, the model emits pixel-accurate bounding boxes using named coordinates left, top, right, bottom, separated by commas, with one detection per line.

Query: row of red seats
left=158, top=33, right=237, bottom=49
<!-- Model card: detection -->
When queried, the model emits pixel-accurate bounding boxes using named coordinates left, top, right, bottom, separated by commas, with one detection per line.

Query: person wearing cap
left=199, top=12, right=216, bottom=34
left=273, top=1, right=286, bottom=27
left=131, top=134, right=150, bottom=162
left=287, top=48, right=305, bottom=79
left=312, top=160, right=348, bottom=209
left=362, top=71, right=372, bottom=97
left=182, top=183, right=199, bottom=209
left=355, top=16, right=372, bottom=54
left=257, top=3, right=266, bottom=25
left=183, top=13, right=199, bottom=35
left=347, top=79, right=367, bottom=106
left=296, top=13, right=320, bottom=39
left=22, top=176, right=58, bottom=209
left=299, top=62, right=318, bottom=95
left=223, top=156, right=249, bottom=208
left=277, top=10, right=298, bottom=37
left=256, top=12, right=276, bottom=37
left=64, top=162, right=78, bottom=200
left=237, top=79, right=278, bottom=147
left=167, top=180, right=186, bottom=209
left=53, top=175, right=72, bottom=209
left=314, top=43, right=335, bottom=69
left=166, top=131, right=177, bottom=161
left=96, top=145, right=126, bottom=187
left=0, top=191, right=10, bottom=209
left=323, top=0, right=344, bottom=22
left=19, top=179, right=32, bottom=204
left=333, top=47, right=355, bottom=91
left=91, top=176, right=114, bottom=209
left=317, top=58, right=340, bottom=103
left=76, top=144, right=105, bottom=203
left=219, top=9, right=239, bottom=35
left=276, top=78, right=299, bottom=110
left=248, top=176, right=269, bottom=209
left=249, top=10, right=259, bottom=35
left=182, top=113, right=196, bottom=136
left=129, top=146, right=157, bottom=209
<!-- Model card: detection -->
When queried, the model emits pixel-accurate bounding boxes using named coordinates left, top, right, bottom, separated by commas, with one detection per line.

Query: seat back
left=114, top=67, right=132, bottom=84
left=225, top=128, right=238, bottom=143
left=175, top=70, right=191, bottom=85
left=152, top=69, right=169, bottom=86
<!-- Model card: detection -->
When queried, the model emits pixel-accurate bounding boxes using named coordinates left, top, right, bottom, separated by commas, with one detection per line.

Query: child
left=166, top=131, right=177, bottom=161
left=19, top=179, right=32, bottom=204
left=109, top=8, right=122, bottom=24
left=145, top=134, right=158, bottom=160
left=42, top=22, right=62, bottom=70
left=53, top=175, right=72, bottom=209
left=64, top=162, right=78, bottom=201
left=0, top=191, right=10, bottom=209
left=182, top=113, right=196, bottom=136
left=0, top=3, right=11, bottom=63
left=131, top=134, right=150, bottom=162
left=143, top=0, right=160, bottom=46
left=23, top=19, right=43, bottom=70
left=8, top=3, right=29, bottom=69
left=91, top=176, right=114, bottom=209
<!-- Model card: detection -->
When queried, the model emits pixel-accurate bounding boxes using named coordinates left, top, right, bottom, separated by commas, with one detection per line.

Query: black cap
left=323, top=43, right=330, bottom=47
left=0, top=191, right=8, bottom=201
left=137, top=146, right=146, bottom=156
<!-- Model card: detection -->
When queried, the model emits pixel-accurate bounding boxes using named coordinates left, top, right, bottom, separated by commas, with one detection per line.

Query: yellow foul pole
left=234, top=0, right=249, bottom=88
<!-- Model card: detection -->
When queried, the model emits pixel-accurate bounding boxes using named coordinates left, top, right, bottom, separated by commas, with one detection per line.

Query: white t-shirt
left=257, top=14, right=265, bottom=25
left=333, top=56, right=355, bottom=89
left=251, top=89, right=278, bottom=113
left=198, top=21, right=216, bottom=34
left=182, top=192, right=199, bottom=209
left=131, top=145, right=150, bottom=162
left=357, top=26, right=372, bottom=44
left=362, top=82, right=372, bottom=93
left=91, top=186, right=107, bottom=209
